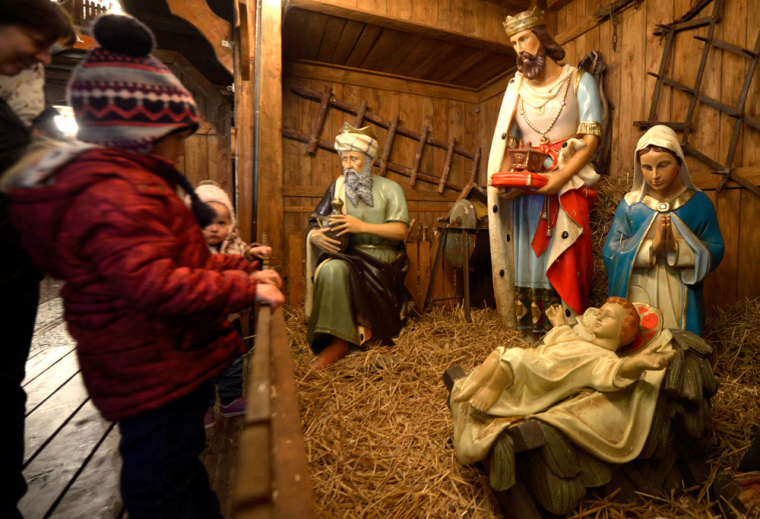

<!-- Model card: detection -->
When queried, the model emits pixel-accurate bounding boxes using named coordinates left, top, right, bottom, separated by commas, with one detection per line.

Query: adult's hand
left=309, top=227, right=341, bottom=253
left=255, top=283, right=284, bottom=308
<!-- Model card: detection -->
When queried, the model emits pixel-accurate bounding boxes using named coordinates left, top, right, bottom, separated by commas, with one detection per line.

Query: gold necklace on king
left=520, top=75, right=572, bottom=144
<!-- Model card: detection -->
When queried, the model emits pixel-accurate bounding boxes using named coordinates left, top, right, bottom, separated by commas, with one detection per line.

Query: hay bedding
left=289, top=301, right=760, bottom=518
left=289, top=177, right=760, bottom=518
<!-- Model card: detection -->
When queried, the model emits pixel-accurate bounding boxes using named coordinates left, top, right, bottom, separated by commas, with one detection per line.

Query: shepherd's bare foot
left=311, top=338, right=350, bottom=369
left=470, top=385, right=503, bottom=412
left=454, top=349, right=500, bottom=402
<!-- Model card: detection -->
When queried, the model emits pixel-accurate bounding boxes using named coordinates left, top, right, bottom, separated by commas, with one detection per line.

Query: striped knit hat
left=68, top=15, right=199, bottom=153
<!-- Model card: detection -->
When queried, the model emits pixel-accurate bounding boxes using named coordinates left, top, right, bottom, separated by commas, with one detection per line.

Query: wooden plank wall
left=309, top=0, right=508, bottom=43
left=282, top=71, right=480, bottom=308
left=158, top=52, right=235, bottom=200
left=478, top=0, right=760, bottom=314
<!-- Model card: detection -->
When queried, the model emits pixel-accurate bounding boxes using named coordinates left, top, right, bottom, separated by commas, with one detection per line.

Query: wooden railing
left=232, top=305, right=315, bottom=518
left=60, top=0, right=108, bottom=26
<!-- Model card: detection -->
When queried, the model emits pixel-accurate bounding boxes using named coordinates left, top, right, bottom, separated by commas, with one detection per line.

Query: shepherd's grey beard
left=343, top=160, right=374, bottom=207
left=517, top=45, right=546, bottom=80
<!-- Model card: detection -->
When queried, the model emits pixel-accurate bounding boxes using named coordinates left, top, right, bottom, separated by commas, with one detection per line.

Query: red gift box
left=490, top=171, right=548, bottom=189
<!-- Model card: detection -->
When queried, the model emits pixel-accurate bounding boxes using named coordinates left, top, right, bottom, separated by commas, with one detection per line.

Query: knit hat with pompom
left=68, top=14, right=199, bottom=153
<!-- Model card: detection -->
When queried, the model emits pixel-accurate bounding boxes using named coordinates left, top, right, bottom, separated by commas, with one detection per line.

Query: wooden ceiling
left=283, top=7, right=516, bottom=90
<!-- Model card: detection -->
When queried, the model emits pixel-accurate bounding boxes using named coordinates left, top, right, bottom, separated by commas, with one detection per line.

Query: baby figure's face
left=202, top=201, right=231, bottom=246
left=592, top=302, right=627, bottom=349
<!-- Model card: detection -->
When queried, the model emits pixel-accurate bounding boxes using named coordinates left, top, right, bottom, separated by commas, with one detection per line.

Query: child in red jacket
left=2, top=15, right=283, bottom=519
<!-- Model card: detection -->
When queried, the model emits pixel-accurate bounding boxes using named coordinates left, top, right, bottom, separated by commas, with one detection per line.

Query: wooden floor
left=21, top=281, right=242, bottom=518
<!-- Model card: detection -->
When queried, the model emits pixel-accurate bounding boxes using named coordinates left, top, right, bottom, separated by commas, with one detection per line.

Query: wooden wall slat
left=332, top=20, right=365, bottom=64
left=317, top=16, right=348, bottom=61
left=344, top=25, right=383, bottom=68
left=712, top=188, right=741, bottom=309
left=743, top=1, right=760, bottom=168
left=736, top=189, right=760, bottom=300
left=359, top=29, right=410, bottom=70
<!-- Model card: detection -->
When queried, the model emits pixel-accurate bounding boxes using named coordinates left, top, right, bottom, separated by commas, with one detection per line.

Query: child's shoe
left=203, top=406, right=216, bottom=429
left=220, top=396, right=246, bottom=418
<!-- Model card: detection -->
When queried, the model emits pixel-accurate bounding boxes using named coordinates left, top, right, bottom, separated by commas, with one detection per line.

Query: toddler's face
left=202, top=201, right=231, bottom=246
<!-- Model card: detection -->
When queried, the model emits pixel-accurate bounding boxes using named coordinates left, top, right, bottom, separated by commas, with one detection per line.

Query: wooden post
left=257, top=0, right=284, bottom=268
left=409, top=125, right=429, bottom=186
left=166, top=0, right=233, bottom=75
left=235, top=0, right=255, bottom=244
left=379, top=114, right=399, bottom=177
left=306, top=88, right=332, bottom=156
left=438, top=137, right=456, bottom=194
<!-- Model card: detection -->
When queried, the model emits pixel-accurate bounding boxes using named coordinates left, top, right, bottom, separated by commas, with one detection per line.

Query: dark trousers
left=118, top=383, right=222, bottom=519
left=209, top=318, right=245, bottom=406
left=0, top=275, right=39, bottom=518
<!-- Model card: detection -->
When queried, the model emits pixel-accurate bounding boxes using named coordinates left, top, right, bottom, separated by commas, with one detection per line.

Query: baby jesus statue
left=453, top=297, right=676, bottom=415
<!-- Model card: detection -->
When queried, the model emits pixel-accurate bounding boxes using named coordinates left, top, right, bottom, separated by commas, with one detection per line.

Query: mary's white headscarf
left=625, top=124, right=697, bottom=204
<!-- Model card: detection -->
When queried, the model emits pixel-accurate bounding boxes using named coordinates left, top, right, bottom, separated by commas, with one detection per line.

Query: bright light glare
left=106, top=1, right=124, bottom=14
left=53, top=105, right=78, bottom=139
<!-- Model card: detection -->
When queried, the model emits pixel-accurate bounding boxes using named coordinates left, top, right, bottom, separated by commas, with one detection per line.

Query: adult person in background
left=0, top=2, right=75, bottom=516
left=305, top=123, right=413, bottom=368
left=603, top=125, right=724, bottom=335
left=486, top=6, right=602, bottom=339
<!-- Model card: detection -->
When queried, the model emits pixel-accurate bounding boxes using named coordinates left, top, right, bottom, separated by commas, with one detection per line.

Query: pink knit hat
left=194, top=180, right=236, bottom=227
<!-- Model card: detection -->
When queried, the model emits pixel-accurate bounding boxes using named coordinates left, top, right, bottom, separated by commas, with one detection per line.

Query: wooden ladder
left=284, top=84, right=481, bottom=196
left=635, top=0, right=760, bottom=197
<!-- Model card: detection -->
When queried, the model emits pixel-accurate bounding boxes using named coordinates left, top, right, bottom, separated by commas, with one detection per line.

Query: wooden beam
left=235, top=0, right=255, bottom=244
left=286, top=60, right=479, bottom=103
left=555, top=15, right=598, bottom=46
left=258, top=0, right=284, bottom=267
left=547, top=0, right=574, bottom=10
left=153, top=49, right=227, bottom=107
left=286, top=0, right=513, bottom=56
left=477, top=69, right=512, bottom=103
left=692, top=167, right=760, bottom=191
left=269, top=306, right=316, bottom=518
left=165, top=0, right=233, bottom=75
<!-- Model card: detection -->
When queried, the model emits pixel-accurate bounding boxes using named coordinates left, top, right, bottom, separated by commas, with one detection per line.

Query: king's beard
left=516, top=45, right=547, bottom=80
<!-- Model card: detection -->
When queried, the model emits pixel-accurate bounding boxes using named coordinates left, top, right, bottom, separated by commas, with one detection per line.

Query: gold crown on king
left=503, top=6, right=546, bottom=38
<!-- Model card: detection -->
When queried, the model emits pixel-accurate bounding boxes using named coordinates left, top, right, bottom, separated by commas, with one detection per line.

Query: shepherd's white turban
left=334, top=122, right=378, bottom=162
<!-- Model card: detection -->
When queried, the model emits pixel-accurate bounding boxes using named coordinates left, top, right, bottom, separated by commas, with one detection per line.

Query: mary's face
left=639, top=149, right=684, bottom=200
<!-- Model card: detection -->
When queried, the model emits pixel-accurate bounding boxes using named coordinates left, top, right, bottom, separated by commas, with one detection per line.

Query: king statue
left=487, top=6, right=603, bottom=339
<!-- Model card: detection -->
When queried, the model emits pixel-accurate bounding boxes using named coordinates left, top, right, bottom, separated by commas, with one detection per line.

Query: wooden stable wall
left=155, top=50, right=235, bottom=197
left=477, top=0, right=760, bottom=314
left=281, top=65, right=485, bottom=307
left=274, top=0, right=760, bottom=313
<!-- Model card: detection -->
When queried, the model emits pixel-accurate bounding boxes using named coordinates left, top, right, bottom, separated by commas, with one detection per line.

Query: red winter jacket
left=9, top=147, right=258, bottom=420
